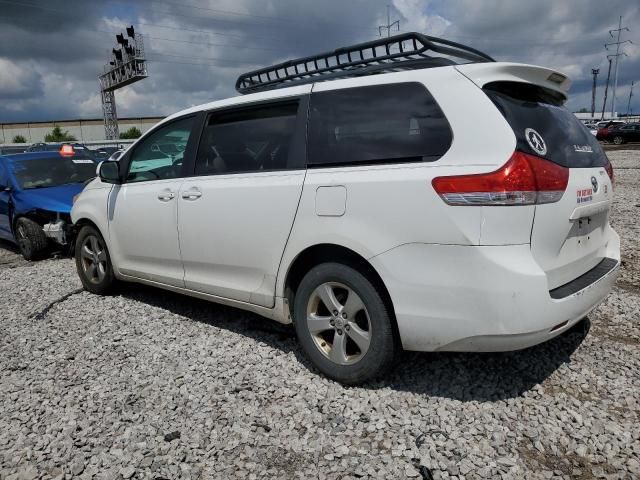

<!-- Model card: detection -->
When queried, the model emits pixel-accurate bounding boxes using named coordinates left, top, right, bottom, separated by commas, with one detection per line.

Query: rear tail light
left=432, top=151, right=569, bottom=206
left=605, top=160, right=614, bottom=188
left=60, top=144, right=75, bottom=157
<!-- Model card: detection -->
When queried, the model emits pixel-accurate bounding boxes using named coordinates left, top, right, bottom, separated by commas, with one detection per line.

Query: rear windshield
left=485, top=82, right=608, bottom=168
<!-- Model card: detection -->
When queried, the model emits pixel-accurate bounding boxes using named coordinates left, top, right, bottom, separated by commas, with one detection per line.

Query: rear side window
left=485, top=82, right=607, bottom=168
left=308, top=82, right=452, bottom=167
left=195, top=102, right=300, bottom=176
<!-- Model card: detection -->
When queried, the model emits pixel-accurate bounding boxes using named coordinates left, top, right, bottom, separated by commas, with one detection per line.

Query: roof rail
left=235, top=32, right=495, bottom=94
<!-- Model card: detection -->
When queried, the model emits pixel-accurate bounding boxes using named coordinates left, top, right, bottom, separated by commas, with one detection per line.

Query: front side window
left=195, top=102, right=299, bottom=176
left=308, top=82, right=453, bottom=167
left=127, top=116, right=194, bottom=183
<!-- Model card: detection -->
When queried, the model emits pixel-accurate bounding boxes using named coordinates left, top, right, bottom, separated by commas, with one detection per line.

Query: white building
left=0, top=117, right=164, bottom=144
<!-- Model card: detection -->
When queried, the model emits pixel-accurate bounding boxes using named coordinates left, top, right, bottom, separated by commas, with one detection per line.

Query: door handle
left=181, top=189, right=202, bottom=200
left=157, top=191, right=175, bottom=201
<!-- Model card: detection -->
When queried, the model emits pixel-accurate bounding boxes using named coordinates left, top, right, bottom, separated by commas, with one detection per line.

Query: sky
left=0, top=0, right=638, bottom=123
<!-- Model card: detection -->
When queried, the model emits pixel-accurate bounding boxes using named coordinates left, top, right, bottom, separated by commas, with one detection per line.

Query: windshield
left=10, top=157, right=96, bottom=189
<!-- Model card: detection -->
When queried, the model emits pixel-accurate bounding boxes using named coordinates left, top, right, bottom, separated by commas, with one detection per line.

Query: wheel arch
left=282, top=243, right=400, bottom=342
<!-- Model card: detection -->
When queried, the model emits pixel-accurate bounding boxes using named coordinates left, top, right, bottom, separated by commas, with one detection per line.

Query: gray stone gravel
left=1, top=151, right=639, bottom=479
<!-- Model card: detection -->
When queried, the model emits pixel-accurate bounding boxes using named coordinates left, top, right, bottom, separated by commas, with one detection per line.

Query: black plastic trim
left=549, top=257, right=618, bottom=299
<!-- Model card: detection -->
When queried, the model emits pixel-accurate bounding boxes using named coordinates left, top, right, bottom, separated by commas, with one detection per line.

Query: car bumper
left=369, top=235, right=620, bottom=352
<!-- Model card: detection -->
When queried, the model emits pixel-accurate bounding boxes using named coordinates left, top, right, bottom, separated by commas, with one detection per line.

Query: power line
left=115, top=0, right=294, bottom=23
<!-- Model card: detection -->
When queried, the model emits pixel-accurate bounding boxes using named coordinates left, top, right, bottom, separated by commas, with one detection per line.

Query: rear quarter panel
left=277, top=67, right=518, bottom=297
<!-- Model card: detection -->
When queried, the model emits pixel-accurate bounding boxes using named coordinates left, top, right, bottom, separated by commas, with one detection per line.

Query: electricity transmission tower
left=378, top=5, right=400, bottom=38
left=591, top=68, right=599, bottom=118
left=99, top=26, right=148, bottom=140
left=605, top=16, right=632, bottom=117
left=601, top=57, right=613, bottom=120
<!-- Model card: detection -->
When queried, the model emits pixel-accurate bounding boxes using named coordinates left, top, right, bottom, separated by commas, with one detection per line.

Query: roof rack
left=235, top=32, right=495, bottom=94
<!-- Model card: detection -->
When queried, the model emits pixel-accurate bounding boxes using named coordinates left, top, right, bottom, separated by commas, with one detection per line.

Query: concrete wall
left=0, top=117, right=164, bottom=144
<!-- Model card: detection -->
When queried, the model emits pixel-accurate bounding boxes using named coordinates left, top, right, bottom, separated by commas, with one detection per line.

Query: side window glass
left=195, top=102, right=299, bottom=176
left=0, top=163, right=7, bottom=187
left=308, top=82, right=452, bottom=166
left=127, top=116, right=194, bottom=183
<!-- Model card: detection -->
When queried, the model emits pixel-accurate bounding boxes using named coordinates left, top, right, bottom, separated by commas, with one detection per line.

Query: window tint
left=0, top=163, right=7, bottom=187
left=127, top=116, right=194, bottom=182
left=484, top=82, right=608, bottom=168
left=195, top=102, right=299, bottom=176
left=308, top=82, right=452, bottom=166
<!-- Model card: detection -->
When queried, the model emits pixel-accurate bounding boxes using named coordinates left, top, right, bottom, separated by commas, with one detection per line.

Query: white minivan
left=71, top=33, right=619, bottom=384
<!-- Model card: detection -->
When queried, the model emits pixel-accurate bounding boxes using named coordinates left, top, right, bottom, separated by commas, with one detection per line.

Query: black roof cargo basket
left=236, top=32, right=495, bottom=94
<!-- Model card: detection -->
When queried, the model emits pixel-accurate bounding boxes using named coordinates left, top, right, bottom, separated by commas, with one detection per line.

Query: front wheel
left=75, top=225, right=116, bottom=295
left=613, top=136, right=625, bottom=145
left=293, top=263, right=396, bottom=384
left=15, top=217, right=49, bottom=260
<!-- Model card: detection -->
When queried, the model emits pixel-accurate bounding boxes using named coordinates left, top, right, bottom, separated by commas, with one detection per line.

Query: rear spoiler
left=455, top=62, right=571, bottom=100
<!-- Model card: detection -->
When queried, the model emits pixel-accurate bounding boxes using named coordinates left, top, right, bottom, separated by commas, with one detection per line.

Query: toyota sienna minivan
left=71, top=33, right=619, bottom=384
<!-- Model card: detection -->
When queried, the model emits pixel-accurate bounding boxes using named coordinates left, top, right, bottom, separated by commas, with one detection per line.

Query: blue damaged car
left=0, top=148, right=97, bottom=260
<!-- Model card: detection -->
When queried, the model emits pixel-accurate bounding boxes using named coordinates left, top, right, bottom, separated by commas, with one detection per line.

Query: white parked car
left=71, top=33, right=619, bottom=384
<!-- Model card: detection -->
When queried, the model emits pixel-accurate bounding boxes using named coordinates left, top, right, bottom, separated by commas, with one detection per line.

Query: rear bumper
left=370, top=232, right=620, bottom=352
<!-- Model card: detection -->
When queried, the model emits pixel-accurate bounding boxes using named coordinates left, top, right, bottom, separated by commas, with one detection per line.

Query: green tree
left=577, top=107, right=589, bottom=113
left=119, top=126, right=142, bottom=139
left=12, top=135, right=27, bottom=143
left=44, top=126, right=77, bottom=142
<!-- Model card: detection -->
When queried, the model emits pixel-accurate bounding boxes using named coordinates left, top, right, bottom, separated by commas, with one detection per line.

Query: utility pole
left=601, top=57, right=613, bottom=121
left=628, top=81, right=635, bottom=116
left=591, top=68, right=600, bottom=119
left=605, top=16, right=631, bottom=118
left=378, top=5, right=400, bottom=38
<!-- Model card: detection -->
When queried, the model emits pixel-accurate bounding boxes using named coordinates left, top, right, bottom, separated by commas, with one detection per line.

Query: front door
left=178, top=97, right=309, bottom=307
left=108, top=115, right=198, bottom=287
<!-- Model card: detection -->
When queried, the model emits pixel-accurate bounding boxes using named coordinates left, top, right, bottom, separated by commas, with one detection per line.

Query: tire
left=613, top=136, right=625, bottom=145
left=14, top=217, right=49, bottom=260
left=75, top=225, right=116, bottom=295
left=293, top=262, right=396, bottom=384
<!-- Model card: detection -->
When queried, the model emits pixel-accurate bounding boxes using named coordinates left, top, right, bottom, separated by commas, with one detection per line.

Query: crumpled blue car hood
left=13, top=183, right=85, bottom=214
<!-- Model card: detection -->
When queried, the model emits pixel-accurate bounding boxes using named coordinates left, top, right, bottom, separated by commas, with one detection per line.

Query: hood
left=13, top=183, right=85, bottom=214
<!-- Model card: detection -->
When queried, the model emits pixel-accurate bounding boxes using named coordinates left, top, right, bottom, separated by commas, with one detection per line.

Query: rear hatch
left=483, top=81, right=614, bottom=289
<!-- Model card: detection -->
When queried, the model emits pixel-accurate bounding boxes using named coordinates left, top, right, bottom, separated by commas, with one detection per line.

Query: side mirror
left=98, top=161, right=121, bottom=184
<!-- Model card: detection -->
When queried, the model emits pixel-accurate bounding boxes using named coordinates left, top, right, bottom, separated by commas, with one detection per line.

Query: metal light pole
left=591, top=68, right=599, bottom=119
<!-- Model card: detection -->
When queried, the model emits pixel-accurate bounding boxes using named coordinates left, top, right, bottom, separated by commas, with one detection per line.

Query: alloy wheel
left=306, top=282, right=372, bottom=365
left=80, top=234, right=107, bottom=284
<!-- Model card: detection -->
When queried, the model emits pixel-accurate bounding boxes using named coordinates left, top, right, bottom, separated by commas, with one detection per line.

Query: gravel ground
left=1, top=151, right=639, bottom=480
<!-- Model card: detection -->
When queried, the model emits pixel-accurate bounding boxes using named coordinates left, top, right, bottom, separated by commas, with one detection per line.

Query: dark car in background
left=595, top=121, right=627, bottom=141
left=0, top=146, right=27, bottom=155
left=598, top=123, right=640, bottom=145
left=26, top=142, right=98, bottom=160
left=93, top=146, right=121, bottom=161
left=0, top=146, right=97, bottom=260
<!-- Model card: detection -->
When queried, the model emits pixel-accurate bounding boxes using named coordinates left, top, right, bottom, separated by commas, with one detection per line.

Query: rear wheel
left=14, top=217, right=48, bottom=261
left=75, top=225, right=116, bottom=295
left=293, top=262, right=396, bottom=384
left=613, top=136, right=625, bottom=145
